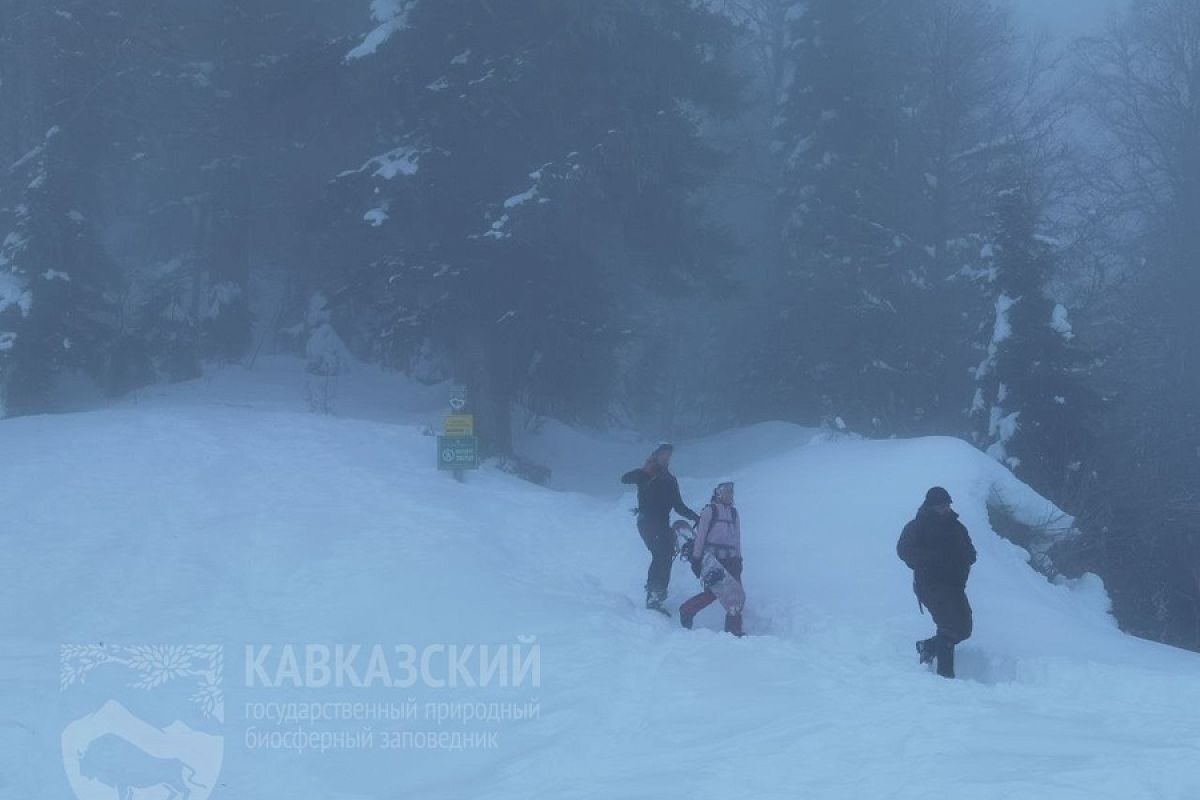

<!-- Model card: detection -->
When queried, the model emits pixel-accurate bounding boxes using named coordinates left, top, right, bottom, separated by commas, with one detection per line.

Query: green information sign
left=437, top=435, right=479, bottom=470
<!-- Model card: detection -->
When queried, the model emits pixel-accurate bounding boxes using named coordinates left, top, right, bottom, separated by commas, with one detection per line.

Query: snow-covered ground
left=2, top=358, right=1199, bottom=799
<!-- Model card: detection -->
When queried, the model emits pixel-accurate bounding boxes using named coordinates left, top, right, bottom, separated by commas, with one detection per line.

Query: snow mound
left=3, top=366, right=1199, bottom=798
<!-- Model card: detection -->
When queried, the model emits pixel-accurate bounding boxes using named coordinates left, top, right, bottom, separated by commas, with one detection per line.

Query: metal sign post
left=440, top=384, right=478, bottom=480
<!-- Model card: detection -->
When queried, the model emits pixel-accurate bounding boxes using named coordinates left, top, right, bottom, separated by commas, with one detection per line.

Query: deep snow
left=2, top=358, right=1199, bottom=799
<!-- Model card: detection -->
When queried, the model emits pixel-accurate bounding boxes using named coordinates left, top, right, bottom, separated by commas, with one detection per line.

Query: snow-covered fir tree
left=0, top=3, right=119, bottom=416
left=321, top=0, right=739, bottom=454
left=763, top=0, right=1017, bottom=436
left=972, top=178, right=1095, bottom=500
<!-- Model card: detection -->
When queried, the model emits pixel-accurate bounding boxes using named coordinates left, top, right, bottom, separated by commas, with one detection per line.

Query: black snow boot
left=936, top=637, right=956, bottom=679
left=916, top=637, right=938, bottom=666
left=679, top=608, right=694, bottom=629
left=646, top=592, right=670, bottom=616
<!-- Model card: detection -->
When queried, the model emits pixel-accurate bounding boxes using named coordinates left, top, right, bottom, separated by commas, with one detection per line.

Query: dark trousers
left=917, top=582, right=972, bottom=678
left=638, top=519, right=675, bottom=602
left=680, top=555, right=744, bottom=634
left=917, top=583, right=973, bottom=644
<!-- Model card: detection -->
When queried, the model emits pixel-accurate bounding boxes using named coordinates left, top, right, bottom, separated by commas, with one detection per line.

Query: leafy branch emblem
left=60, top=644, right=224, bottom=721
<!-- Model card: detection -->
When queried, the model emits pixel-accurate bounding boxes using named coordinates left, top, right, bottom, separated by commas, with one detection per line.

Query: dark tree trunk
left=456, top=324, right=513, bottom=458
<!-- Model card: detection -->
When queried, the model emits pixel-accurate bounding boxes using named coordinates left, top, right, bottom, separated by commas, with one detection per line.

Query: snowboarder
left=897, top=486, right=977, bottom=678
left=621, top=443, right=700, bottom=614
left=679, top=480, right=744, bottom=636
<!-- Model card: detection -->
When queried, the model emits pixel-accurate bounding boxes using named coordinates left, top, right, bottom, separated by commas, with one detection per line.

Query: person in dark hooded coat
left=897, top=486, right=977, bottom=678
left=621, top=443, right=700, bottom=614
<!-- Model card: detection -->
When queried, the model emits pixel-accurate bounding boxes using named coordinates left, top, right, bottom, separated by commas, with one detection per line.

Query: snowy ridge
left=2, top=359, right=1199, bottom=798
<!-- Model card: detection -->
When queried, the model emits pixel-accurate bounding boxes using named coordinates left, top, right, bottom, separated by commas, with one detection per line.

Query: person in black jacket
left=897, top=486, right=977, bottom=678
left=621, top=443, right=700, bottom=614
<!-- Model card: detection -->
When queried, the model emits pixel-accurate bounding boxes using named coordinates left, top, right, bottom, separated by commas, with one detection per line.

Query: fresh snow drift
left=2, top=359, right=1199, bottom=799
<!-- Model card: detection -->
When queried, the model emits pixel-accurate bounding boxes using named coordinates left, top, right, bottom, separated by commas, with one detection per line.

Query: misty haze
left=3, top=1, right=1200, bottom=798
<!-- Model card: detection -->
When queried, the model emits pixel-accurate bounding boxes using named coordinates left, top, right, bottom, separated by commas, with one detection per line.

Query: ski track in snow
left=2, top=357, right=1200, bottom=799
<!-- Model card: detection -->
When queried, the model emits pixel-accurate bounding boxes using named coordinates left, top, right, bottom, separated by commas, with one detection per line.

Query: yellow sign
left=443, top=414, right=475, bottom=437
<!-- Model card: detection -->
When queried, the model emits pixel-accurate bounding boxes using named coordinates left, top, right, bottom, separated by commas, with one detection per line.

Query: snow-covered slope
left=2, top=360, right=1199, bottom=799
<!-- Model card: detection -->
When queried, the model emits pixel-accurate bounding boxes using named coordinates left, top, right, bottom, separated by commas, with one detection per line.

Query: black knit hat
left=924, top=486, right=952, bottom=507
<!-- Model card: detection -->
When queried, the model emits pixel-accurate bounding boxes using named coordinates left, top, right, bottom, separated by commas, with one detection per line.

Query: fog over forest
left=9, top=2, right=1200, bottom=797
left=2, top=0, right=1199, bottom=655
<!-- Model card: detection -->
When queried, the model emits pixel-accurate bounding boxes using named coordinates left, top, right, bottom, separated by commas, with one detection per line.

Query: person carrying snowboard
left=621, top=443, right=700, bottom=614
left=679, top=480, right=744, bottom=636
left=897, top=486, right=976, bottom=678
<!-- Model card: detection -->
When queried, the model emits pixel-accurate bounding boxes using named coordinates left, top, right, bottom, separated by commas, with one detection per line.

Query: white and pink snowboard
left=673, top=521, right=745, bottom=615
